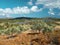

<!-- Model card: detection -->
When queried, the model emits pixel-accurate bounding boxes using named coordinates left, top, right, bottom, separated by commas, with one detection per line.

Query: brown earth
left=0, top=31, right=60, bottom=45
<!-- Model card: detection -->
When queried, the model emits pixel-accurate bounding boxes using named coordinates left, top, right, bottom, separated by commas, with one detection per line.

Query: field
left=0, top=17, right=60, bottom=45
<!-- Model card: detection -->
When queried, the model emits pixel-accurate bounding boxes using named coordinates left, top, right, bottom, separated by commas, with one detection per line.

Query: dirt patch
left=0, top=31, right=60, bottom=45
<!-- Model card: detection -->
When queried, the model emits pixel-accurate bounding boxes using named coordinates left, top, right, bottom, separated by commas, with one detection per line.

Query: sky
left=0, top=0, right=60, bottom=18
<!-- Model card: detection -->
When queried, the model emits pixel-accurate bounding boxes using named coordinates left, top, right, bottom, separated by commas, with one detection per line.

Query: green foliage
left=0, top=18, right=57, bottom=35
left=31, top=20, right=56, bottom=33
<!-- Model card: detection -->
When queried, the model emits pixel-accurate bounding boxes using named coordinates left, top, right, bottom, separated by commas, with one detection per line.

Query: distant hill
left=14, top=17, right=33, bottom=19
left=10, top=17, right=42, bottom=20
left=14, top=17, right=60, bottom=19
left=0, top=17, right=59, bottom=21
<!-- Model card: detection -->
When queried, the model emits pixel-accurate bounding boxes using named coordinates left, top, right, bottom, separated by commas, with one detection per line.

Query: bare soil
left=0, top=31, right=60, bottom=45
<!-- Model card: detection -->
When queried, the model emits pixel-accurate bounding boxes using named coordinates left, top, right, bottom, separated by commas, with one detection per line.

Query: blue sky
left=0, top=0, right=60, bottom=18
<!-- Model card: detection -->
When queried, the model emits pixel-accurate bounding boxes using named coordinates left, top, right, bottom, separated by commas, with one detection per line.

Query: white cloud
left=28, top=0, right=33, bottom=5
left=4, top=8, right=13, bottom=14
left=36, top=0, right=60, bottom=8
left=28, top=2, right=33, bottom=5
left=6, top=14, right=11, bottom=18
left=0, top=6, right=40, bottom=17
left=20, top=6, right=30, bottom=14
left=48, top=8, right=55, bottom=15
left=31, top=6, right=43, bottom=12
left=36, top=0, right=56, bottom=4
left=28, top=0, right=60, bottom=16
left=44, top=2, right=60, bottom=8
left=13, top=6, right=30, bottom=14
left=58, top=13, right=60, bottom=15
left=39, top=8, right=43, bottom=11
left=48, top=12, right=55, bottom=15
left=31, top=6, right=38, bottom=12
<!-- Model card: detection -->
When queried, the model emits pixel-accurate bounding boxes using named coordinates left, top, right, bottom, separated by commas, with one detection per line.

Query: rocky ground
left=0, top=29, right=60, bottom=45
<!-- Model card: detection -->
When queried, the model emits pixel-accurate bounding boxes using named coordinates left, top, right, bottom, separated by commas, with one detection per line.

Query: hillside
left=0, top=17, right=60, bottom=45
